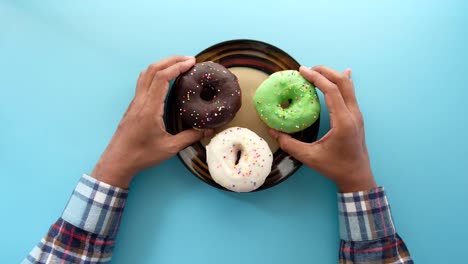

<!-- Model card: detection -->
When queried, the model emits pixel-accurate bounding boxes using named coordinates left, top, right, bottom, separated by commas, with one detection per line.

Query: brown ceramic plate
left=165, top=39, right=320, bottom=192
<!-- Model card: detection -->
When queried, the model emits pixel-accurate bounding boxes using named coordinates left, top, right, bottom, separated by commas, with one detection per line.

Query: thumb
left=268, top=129, right=310, bottom=162
left=171, top=129, right=206, bottom=151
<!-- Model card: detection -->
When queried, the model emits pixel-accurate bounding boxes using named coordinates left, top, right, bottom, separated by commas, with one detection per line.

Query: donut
left=253, top=70, right=321, bottom=133
left=206, top=127, right=273, bottom=192
left=175, top=62, right=242, bottom=129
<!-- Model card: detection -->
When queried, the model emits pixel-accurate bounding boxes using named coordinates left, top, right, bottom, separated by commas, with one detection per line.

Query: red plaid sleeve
left=338, top=187, right=413, bottom=263
left=23, top=174, right=128, bottom=264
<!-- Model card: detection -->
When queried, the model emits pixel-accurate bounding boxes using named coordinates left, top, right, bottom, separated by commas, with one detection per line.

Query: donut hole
left=200, top=86, right=216, bottom=101
left=235, top=150, right=242, bottom=165
left=232, top=144, right=243, bottom=165
left=281, top=99, right=293, bottom=109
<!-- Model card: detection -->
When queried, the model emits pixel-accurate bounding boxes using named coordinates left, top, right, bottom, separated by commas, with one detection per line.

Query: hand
left=269, top=66, right=376, bottom=192
left=92, top=56, right=212, bottom=188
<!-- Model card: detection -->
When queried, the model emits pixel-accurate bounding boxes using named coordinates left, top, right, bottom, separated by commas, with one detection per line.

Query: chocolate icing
left=175, top=62, right=241, bottom=129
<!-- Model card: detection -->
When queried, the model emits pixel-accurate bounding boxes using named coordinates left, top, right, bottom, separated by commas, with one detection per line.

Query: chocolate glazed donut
left=175, top=62, right=242, bottom=129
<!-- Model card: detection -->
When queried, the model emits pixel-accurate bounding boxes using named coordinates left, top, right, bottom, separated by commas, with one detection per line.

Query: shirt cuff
left=337, top=187, right=396, bottom=241
left=61, top=174, right=129, bottom=237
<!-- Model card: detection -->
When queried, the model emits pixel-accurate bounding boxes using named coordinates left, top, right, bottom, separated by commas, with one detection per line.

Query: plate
left=165, top=39, right=320, bottom=192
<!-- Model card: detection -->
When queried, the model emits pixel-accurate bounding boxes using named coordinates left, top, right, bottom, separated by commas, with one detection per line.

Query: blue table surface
left=1, top=0, right=467, bottom=263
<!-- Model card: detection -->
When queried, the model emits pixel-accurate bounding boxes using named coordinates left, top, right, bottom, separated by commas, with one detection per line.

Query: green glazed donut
left=253, top=70, right=320, bottom=133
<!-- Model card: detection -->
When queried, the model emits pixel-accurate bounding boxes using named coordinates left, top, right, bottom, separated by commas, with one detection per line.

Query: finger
left=312, top=65, right=347, bottom=84
left=123, top=71, right=147, bottom=116
left=312, top=66, right=360, bottom=112
left=152, top=57, right=196, bottom=82
left=299, top=66, right=350, bottom=123
left=147, top=56, right=193, bottom=76
left=149, top=58, right=196, bottom=114
left=134, top=70, right=146, bottom=97
left=141, top=56, right=194, bottom=94
left=268, top=129, right=310, bottom=163
left=341, top=69, right=361, bottom=116
left=149, top=56, right=194, bottom=73
left=171, top=128, right=204, bottom=151
left=203, top=129, right=215, bottom=137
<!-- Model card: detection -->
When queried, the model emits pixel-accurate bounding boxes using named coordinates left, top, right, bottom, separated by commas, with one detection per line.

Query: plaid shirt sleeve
left=22, top=174, right=128, bottom=264
left=338, top=187, right=413, bottom=264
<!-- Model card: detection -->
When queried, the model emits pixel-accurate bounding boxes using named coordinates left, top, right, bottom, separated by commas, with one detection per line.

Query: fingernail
left=299, top=66, right=308, bottom=72
left=345, top=68, right=352, bottom=78
left=268, top=129, right=278, bottom=139
left=184, top=56, right=196, bottom=60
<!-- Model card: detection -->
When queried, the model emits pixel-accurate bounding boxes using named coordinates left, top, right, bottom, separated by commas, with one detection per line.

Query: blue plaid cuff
left=338, top=187, right=396, bottom=241
left=61, top=174, right=128, bottom=237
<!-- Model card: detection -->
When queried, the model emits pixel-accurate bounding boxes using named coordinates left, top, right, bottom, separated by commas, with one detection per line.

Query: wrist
left=91, top=152, right=138, bottom=189
left=337, top=180, right=377, bottom=193
left=337, top=166, right=376, bottom=193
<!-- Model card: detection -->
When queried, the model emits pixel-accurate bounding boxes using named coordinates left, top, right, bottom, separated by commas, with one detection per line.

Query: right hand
left=269, top=66, right=376, bottom=193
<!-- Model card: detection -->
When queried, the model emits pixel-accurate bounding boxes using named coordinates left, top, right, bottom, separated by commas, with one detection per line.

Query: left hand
left=92, top=56, right=212, bottom=188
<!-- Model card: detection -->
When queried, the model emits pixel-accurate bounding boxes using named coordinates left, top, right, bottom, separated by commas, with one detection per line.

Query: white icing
left=206, top=127, right=273, bottom=192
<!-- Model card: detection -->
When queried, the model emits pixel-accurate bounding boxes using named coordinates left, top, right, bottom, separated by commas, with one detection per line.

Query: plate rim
left=166, top=39, right=320, bottom=192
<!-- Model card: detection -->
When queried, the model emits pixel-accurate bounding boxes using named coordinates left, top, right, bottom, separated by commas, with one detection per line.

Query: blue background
left=1, top=0, right=467, bottom=263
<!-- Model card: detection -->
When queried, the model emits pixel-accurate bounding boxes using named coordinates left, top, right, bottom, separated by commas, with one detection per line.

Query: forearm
left=23, top=174, right=128, bottom=264
left=338, top=187, right=413, bottom=264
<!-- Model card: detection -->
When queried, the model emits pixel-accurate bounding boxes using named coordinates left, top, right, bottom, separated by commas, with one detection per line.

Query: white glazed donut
left=206, top=127, right=273, bottom=192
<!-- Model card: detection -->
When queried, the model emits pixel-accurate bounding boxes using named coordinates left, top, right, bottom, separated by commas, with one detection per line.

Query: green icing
left=253, top=70, right=321, bottom=133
